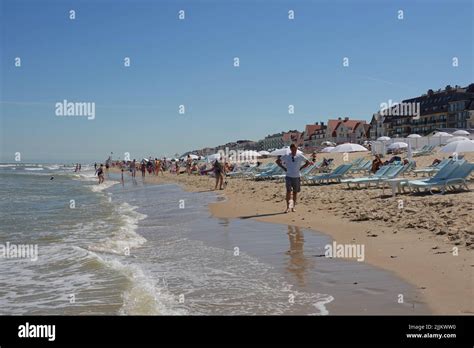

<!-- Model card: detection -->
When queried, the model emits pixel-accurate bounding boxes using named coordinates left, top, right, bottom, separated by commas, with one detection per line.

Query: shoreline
left=109, top=164, right=473, bottom=315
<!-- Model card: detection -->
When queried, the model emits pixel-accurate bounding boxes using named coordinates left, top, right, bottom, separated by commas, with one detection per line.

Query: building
left=257, top=132, right=284, bottom=151
left=369, top=111, right=385, bottom=139
left=303, top=122, right=327, bottom=152
left=327, top=117, right=369, bottom=144
left=378, top=84, right=474, bottom=137
left=257, top=130, right=302, bottom=150
left=234, top=140, right=258, bottom=151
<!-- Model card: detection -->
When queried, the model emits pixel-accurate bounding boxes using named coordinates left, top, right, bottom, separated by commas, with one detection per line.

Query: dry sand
left=112, top=152, right=474, bottom=314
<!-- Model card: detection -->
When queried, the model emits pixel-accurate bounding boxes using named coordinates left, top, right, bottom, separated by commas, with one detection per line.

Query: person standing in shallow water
left=96, top=164, right=105, bottom=184
left=213, top=159, right=225, bottom=190
left=131, top=159, right=137, bottom=178
left=276, top=144, right=310, bottom=213
left=140, top=161, right=146, bottom=178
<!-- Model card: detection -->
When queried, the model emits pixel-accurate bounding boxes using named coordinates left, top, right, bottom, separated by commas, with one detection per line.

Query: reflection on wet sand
left=286, top=225, right=311, bottom=287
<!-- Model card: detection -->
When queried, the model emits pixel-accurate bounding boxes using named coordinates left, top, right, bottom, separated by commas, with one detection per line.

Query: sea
left=0, top=163, right=429, bottom=315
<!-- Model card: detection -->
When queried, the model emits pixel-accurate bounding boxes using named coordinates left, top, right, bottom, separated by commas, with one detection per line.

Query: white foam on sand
left=312, top=295, right=335, bottom=315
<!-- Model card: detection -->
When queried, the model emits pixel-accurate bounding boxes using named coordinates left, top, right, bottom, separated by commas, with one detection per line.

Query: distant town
left=184, top=84, right=474, bottom=156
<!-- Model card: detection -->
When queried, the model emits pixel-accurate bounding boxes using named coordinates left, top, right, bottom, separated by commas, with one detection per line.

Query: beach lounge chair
left=306, top=163, right=353, bottom=185
left=413, top=158, right=450, bottom=177
left=228, top=165, right=254, bottom=178
left=254, top=166, right=284, bottom=180
left=413, top=145, right=435, bottom=157
left=245, top=163, right=276, bottom=179
left=349, top=159, right=372, bottom=174
left=407, top=161, right=473, bottom=194
left=342, top=164, right=404, bottom=189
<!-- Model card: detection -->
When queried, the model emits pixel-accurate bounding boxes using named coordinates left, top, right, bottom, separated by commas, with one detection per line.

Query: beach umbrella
left=377, top=136, right=391, bottom=141
left=269, top=147, right=303, bottom=156
left=447, top=136, right=470, bottom=143
left=387, top=142, right=408, bottom=150
left=407, top=134, right=422, bottom=138
left=321, top=141, right=336, bottom=146
left=453, top=130, right=470, bottom=136
left=206, top=153, right=222, bottom=162
left=321, top=146, right=335, bottom=153
left=331, top=143, right=368, bottom=153
left=180, top=154, right=199, bottom=160
left=240, top=150, right=261, bottom=158
left=258, top=150, right=270, bottom=156
left=439, top=140, right=474, bottom=153
left=432, top=132, right=452, bottom=137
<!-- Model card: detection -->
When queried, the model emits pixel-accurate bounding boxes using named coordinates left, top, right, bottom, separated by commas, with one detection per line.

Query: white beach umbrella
left=206, top=153, right=222, bottom=162
left=321, top=141, right=336, bottom=146
left=452, top=130, right=470, bottom=136
left=269, top=147, right=303, bottom=156
left=240, top=150, right=261, bottom=158
left=377, top=136, right=391, bottom=141
left=447, top=136, right=470, bottom=143
left=407, top=134, right=422, bottom=138
left=439, top=140, right=474, bottom=153
left=387, top=142, right=408, bottom=150
left=180, top=154, right=199, bottom=160
left=432, top=132, right=452, bottom=137
left=321, top=146, right=335, bottom=153
left=258, top=150, right=270, bottom=156
left=331, top=143, right=368, bottom=153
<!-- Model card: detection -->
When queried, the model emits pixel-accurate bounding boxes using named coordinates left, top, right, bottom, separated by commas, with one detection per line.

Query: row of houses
left=370, top=84, right=474, bottom=139
left=187, top=83, right=474, bottom=155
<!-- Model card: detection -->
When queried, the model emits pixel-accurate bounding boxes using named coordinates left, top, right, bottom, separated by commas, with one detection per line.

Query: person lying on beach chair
left=320, top=158, right=333, bottom=172
left=371, top=155, right=383, bottom=174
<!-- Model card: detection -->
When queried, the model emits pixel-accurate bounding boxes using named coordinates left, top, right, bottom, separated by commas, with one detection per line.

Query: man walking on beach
left=276, top=144, right=310, bottom=213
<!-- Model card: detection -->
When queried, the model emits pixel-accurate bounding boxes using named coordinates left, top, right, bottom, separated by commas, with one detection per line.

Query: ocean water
left=0, top=164, right=429, bottom=315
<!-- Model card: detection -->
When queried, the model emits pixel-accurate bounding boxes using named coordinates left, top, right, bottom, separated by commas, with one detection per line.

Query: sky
left=1, top=0, right=473, bottom=163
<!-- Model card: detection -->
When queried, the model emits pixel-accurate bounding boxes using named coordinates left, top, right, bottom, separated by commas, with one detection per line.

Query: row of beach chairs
left=230, top=156, right=473, bottom=195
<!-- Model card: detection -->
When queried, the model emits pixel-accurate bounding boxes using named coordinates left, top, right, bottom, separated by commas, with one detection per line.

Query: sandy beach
left=113, top=152, right=474, bottom=315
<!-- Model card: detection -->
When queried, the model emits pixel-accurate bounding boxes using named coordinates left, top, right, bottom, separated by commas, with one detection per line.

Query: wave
left=88, top=202, right=147, bottom=255
left=24, top=167, right=44, bottom=171
left=89, top=180, right=120, bottom=192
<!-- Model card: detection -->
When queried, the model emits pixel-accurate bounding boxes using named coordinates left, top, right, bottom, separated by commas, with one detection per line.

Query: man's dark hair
left=290, top=143, right=297, bottom=149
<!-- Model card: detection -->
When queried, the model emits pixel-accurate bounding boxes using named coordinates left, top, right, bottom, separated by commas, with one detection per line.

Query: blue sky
left=1, top=0, right=472, bottom=162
